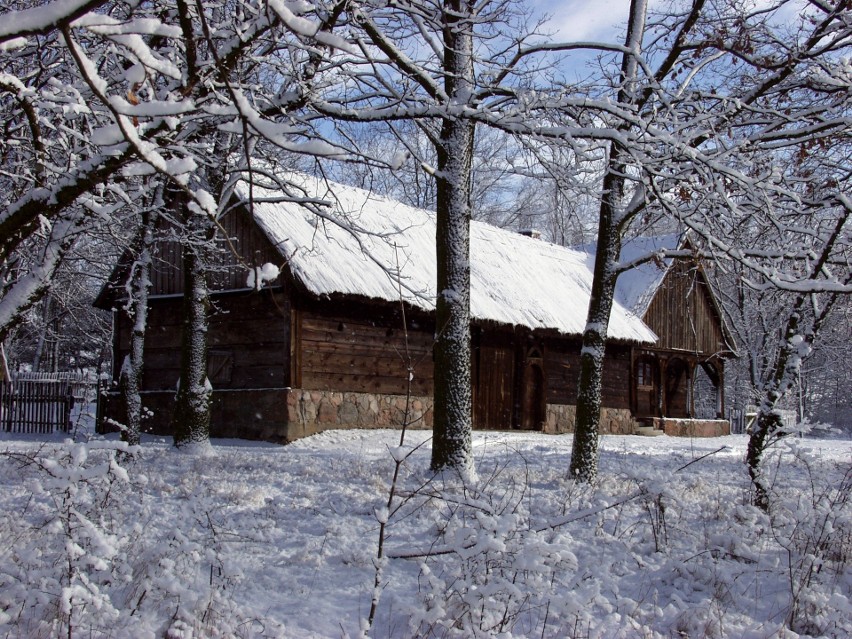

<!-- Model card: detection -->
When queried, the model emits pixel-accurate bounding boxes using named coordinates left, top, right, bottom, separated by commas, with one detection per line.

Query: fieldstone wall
left=544, top=404, right=575, bottom=434
left=283, top=389, right=433, bottom=441
left=600, top=408, right=636, bottom=434
left=103, top=388, right=726, bottom=444
left=653, top=418, right=730, bottom=437
left=545, top=404, right=635, bottom=435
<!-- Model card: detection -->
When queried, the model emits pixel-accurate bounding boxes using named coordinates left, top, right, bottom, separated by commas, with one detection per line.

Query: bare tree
left=569, top=0, right=649, bottom=481
left=562, top=0, right=852, bottom=481
left=1, top=0, right=849, bottom=477
left=0, top=0, right=358, bottom=448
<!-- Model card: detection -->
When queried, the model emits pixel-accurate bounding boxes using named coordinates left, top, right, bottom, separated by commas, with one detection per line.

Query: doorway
left=519, top=348, right=546, bottom=430
left=634, top=354, right=660, bottom=418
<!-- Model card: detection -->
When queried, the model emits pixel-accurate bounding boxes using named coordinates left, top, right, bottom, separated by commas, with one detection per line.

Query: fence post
left=0, top=381, right=10, bottom=432
left=65, top=385, right=75, bottom=433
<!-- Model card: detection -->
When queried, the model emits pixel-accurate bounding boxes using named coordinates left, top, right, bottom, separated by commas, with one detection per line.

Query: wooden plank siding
left=545, top=342, right=632, bottom=410
left=114, top=289, right=290, bottom=392
left=297, top=311, right=434, bottom=396
left=149, top=205, right=283, bottom=297
left=642, top=261, right=726, bottom=356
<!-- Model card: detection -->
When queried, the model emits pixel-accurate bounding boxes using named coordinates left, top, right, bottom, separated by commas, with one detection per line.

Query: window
left=637, top=359, right=655, bottom=388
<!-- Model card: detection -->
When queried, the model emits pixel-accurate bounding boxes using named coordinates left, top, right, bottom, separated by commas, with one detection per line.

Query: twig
left=675, top=445, right=730, bottom=473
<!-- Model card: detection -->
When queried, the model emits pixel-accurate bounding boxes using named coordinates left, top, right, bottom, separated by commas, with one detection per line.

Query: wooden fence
left=0, top=373, right=92, bottom=434
left=730, top=406, right=798, bottom=435
left=729, top=408, right=749, bottom=434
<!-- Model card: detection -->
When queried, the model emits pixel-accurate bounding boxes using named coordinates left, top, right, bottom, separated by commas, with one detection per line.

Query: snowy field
left=0, top=418, right=850, bottom=638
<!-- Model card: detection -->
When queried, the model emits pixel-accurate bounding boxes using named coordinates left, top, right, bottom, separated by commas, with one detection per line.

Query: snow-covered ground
left=0, top=416, right=850, bottom=638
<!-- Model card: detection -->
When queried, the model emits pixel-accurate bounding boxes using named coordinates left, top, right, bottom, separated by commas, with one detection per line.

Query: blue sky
left=532, top=0, right=636, bottom=42
left=534, top=0, right=809, bottom=42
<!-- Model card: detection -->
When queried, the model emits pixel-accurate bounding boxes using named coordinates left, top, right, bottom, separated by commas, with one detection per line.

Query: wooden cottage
left=613, top=236, right=736, bottom=436
left=96, top=175, right=734, bottom=442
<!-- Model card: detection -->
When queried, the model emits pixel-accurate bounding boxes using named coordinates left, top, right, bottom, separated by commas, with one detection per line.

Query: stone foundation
left=103, top=389, right=723, bottom=443
left=283, top=389, right=433, bottom=441
left=545, top=404, right=635, bottom=435
left=100, top=387, right=433, bottom=443
left=650, top=417, right=730, bottom=437
left=545, top=404, right=575, bottom=434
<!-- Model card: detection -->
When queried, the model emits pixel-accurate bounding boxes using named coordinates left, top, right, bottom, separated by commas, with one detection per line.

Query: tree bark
left=569, top=166, right=624, bottom=482
left=0, top=342, right=9, bottom=381
left=32, top=295, right=53, bottom=372
left=569, top=0, right=648, bottom=482
left=120, top=208, right=156, bottom=446
left=171, top=204, right=213, bottom=449
left=429, top=0, right=476, bottom=473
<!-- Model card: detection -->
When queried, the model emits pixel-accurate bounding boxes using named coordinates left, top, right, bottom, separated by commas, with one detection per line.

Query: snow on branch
left=0, top=0, right=108, bottom=44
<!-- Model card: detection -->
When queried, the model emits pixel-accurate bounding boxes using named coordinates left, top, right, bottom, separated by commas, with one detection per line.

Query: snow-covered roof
left=237, top=175, right=656, bottom=343
left=613, top=234, right=682, bottom=316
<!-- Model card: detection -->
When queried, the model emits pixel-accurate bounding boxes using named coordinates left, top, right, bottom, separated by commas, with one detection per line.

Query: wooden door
left=664, top=358, right=689, bottom=417
left=635, top=355, right=659, bottom=418
left=474, top=346, right=514, bottom=429
left=520, top=361, right=546, bottom=430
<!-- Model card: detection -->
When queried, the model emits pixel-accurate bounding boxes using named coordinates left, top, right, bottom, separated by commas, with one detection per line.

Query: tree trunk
left=569, top=0, right=648, bottom=482
left=31, top=295, right=52, bottom=372
left=569, top=166, right=624, bottom=482
left=171, top=207, right=213, bottom=449
left=119, top=208, right=156, bottom=446
left=746, top=212, right=848, bottom=509
left=746, top=309, right=803, bottom=510
left=0, top=342, right=9, bottom=381
left=430, top=0, right=475, bottom=473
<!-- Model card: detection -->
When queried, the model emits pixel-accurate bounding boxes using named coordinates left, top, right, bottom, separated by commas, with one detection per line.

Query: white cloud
left=534, top=0, right=633, bottom=42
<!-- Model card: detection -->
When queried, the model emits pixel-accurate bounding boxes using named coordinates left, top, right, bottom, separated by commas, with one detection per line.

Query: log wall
left=149, top=206, right=282, bottom=296
left=113, top=289, right=290, bottom=392
left=544, top=342, right=632, bottom=410
left=295, top=309, right=435, bottom=397
left=101, top=388, right=292, bottom=441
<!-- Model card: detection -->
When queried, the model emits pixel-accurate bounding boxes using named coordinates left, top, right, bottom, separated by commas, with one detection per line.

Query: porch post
left=687, top=360, right=695, bottom=418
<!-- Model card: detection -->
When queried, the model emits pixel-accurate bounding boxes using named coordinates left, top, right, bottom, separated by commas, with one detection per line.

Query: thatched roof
left=240, top=175, right=657, bottom=344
